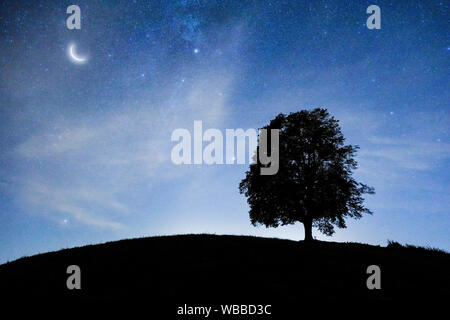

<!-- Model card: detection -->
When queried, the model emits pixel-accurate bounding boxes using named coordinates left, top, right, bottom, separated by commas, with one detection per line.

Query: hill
left=0, top=234, right=448, bottom=314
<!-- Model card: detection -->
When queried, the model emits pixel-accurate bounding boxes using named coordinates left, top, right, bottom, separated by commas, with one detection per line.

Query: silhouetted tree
left=239, top=108, right=374, bottom=241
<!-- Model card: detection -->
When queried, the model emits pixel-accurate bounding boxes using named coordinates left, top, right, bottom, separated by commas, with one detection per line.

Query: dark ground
left=0, top=234, right=448, bottom=316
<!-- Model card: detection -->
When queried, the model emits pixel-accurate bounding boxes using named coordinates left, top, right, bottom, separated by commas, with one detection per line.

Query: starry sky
left=0, top=0, right=449, bottom=263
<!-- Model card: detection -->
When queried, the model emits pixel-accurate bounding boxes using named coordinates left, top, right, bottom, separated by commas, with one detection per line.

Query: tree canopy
left=239, top=108, right=374, bottom=241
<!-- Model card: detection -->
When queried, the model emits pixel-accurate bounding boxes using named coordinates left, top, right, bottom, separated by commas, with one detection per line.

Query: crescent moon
left=69, top=44, right=87, bottom=63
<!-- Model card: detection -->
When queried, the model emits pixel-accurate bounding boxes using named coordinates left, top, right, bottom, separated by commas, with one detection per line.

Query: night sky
left=0, top=0, right=448, bottom=263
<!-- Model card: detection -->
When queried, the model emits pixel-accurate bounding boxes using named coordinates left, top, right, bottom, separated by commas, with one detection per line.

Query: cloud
left=15, top=126, right=97, bottom=158
left=360, top=136, right=450, bottom=171
left=20, top=181, right=126, bottom=230
left=6, top=21, right=248, bottom=230
left=13, top=63, right=239, bottom=230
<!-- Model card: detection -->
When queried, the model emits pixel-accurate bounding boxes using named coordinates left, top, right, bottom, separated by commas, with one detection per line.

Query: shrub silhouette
left=239, top=108, right=374, bottom=241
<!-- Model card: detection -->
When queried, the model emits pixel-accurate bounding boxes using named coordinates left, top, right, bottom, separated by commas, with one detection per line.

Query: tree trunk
left=303, top=219, right=313, bottom=241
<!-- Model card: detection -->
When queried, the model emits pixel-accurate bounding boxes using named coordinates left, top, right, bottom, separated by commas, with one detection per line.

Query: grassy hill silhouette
left=1, top=234, right=448, bottom=313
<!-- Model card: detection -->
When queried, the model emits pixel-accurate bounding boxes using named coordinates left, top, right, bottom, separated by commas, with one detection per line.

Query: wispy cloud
left=12, top=52, right=240, bottom=229
left=16, top=126, right=97, bottom=158
left=361, top=136, right=450, bottom=171
left=20, top=181, right=126, bottom=230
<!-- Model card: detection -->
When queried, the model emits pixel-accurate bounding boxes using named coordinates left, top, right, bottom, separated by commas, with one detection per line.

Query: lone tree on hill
left=239, top=108, right=374, bottom=241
